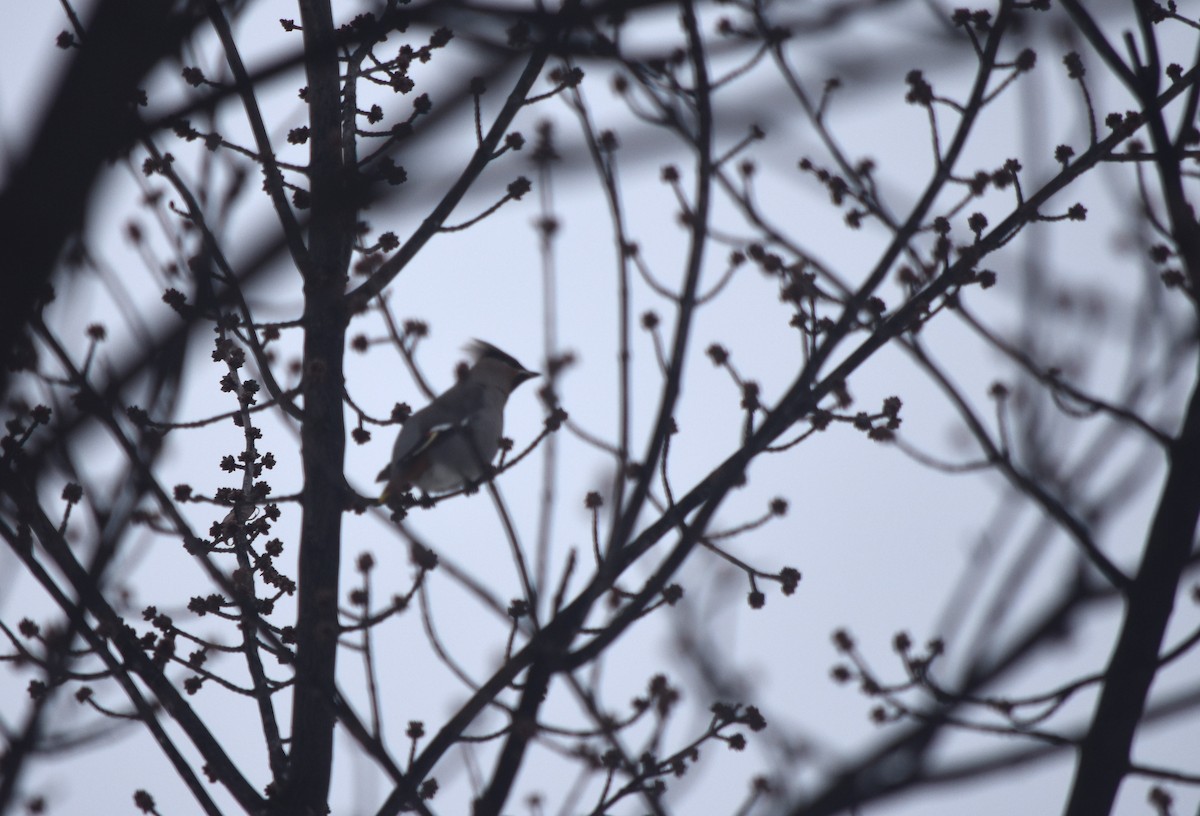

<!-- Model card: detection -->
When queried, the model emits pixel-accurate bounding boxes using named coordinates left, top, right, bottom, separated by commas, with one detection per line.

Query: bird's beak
left=515, top=369, right=539, bottom=386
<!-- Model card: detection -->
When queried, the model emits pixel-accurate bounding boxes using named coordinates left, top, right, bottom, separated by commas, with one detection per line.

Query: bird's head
left=468, top=340, right=538, bottom=393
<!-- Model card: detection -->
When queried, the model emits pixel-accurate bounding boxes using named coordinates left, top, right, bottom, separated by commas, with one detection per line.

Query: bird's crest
left=469, top=339, right=530, bottom=373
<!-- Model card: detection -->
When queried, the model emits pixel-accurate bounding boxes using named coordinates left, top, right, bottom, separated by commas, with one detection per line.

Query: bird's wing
left=401, top=419, right=465, bottom=460
left=378, top=382, right=487, bottom=482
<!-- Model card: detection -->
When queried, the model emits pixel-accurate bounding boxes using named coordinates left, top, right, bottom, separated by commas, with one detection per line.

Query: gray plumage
left=376, top=341, right=537, bottom=495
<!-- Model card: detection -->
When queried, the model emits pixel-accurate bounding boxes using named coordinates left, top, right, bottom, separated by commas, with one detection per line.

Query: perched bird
left=376, top=340, right=538, bottom=498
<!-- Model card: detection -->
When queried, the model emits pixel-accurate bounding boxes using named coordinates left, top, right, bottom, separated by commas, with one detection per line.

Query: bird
left=376, top=340, right=538, bottom=500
